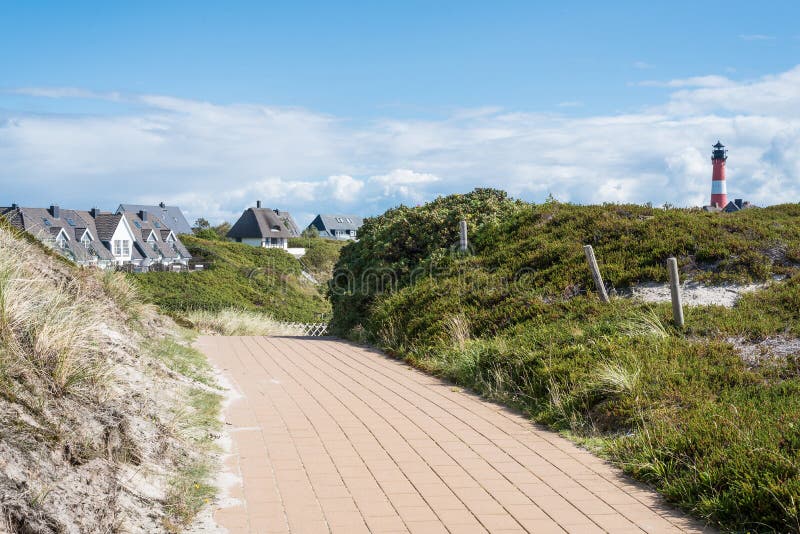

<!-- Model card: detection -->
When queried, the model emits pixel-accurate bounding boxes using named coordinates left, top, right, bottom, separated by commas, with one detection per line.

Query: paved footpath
left=196, top=336, right=709, bottom=534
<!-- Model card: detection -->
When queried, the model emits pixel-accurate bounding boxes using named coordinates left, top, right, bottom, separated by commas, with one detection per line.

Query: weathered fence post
left=459, top=220, right=468, bottom=252
left=667, top=257, right=684, bottom=328
left=583, top=245, right=610, bottom=303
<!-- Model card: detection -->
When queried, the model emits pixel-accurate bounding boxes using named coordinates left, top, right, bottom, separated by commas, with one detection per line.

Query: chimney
left=90, top=207, right=100, bottom=218
left=11, top=203, right=18, bottom=209
left=256, top=200, right=262, bottom=208
left=139, top=209, right=148, bottom=221
left=159, top=202, right=166, bottom=208
left=50, top=205, right=60, bottom=219
left=273, top=208, right=280, bottom=215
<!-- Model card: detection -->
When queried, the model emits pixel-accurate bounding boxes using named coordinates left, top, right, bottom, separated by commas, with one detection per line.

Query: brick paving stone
left=197, top=335, right=711, bottom=533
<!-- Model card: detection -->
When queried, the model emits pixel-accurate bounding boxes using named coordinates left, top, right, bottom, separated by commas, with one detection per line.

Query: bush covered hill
left=289, top=236, right=349, bottom=284
left=0, top=219, right=220, bottom=532
left=133, top=235, right=332, bottom=322
left=330, top=190, right=800, bottom=532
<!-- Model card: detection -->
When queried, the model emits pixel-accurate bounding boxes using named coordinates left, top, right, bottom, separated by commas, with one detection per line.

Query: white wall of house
left=108, top=219, right=137, bottom=264
left=241, top=238, right=263, bottom=247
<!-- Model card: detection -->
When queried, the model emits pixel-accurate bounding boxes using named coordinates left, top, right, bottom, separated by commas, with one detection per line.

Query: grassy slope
left=331, top=193, right=800, bottom=532
left=133, top=236, right=330, bottom=322
left=0, top=219, right=220, bottom=531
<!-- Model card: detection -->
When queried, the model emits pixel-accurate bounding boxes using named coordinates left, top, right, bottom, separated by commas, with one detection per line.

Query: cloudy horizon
left=3, top=64, right=800, bottom=226
left=1, top=2, right=798, bottom=228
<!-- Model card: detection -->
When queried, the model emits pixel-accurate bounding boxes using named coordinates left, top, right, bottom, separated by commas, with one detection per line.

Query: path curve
left=197, top=336, right=709, bottom=534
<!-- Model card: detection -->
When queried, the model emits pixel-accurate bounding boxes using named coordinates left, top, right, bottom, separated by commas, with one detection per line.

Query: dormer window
left=56, top=234, right=68, bottom=249
left=271, top=225, right=281, bottom=232
left=81, top=233, right=91, bottom=248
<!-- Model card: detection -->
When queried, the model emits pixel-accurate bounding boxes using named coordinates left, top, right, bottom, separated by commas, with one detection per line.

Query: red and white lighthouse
left=710, top=141, right=728, bottom=208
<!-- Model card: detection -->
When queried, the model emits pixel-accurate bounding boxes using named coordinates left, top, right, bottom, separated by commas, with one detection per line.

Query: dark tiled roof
left=310, top=214, right=364, bottom=233
left=73, top=211, right=115, bottom=261
left=0, top=207, right=24, bottom=230
left=118, top=203, right=193, bottom=235
left=92, top=214, right=123, bottom=241
left=4, top=207, right=116, bottom=263
left=227, top=207, right=293, bottom=239
left=275, top=210, right=301, bottom=236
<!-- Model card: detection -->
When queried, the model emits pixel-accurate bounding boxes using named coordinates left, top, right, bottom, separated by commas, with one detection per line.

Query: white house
left=227, top=202, right=294, bottom=249
left=118, top=209, right=192, bottom=269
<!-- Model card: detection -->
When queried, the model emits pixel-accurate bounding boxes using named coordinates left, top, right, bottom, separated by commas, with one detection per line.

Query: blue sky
left=1, top=1, right=800, bottom=225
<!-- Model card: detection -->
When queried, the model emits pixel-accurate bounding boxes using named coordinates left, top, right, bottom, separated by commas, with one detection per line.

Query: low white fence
left=277, top=322, right=330, bottom=336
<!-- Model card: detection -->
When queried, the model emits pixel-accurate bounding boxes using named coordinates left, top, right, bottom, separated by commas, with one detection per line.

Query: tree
left=193, top=218, right=211, bottom=232
left=214, top=221, right=231, bottom=238
left=301, top=226, right=320, bottom=238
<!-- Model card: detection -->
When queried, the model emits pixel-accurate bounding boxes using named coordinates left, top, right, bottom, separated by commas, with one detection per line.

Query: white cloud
left=739, top=34, right=775, bottom=41
left=326, top=174, right=364, bottom=203
left=662, top=66, right=800, bottom=116
left=9, top=87, right=124, bottom=101
left=633, top=61, right=654, bottom=70
left=369, top=169, right=440, bottom=203
left=2, top=65, right=800, bottom=225
left=639, top=75, right=734, bottom=89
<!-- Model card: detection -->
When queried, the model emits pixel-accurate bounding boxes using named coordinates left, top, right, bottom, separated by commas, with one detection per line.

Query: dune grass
left=0, top=227, right=114, bottom=399
left=186, top=308, right=312, bottom=336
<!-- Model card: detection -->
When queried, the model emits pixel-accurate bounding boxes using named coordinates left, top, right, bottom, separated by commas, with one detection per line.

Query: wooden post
left=583, top=245, right=609, bottom=303
left=459, top=220, right=468, bottom=252
left=667, top=257, right=684, bottom=328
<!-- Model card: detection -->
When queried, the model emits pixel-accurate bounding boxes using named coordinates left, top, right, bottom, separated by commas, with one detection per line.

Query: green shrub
left=330, top=188, right=524, bottom=334
left=289, top=236, right=348, bottom=282
left=331, top=192, right=800, bottom=531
